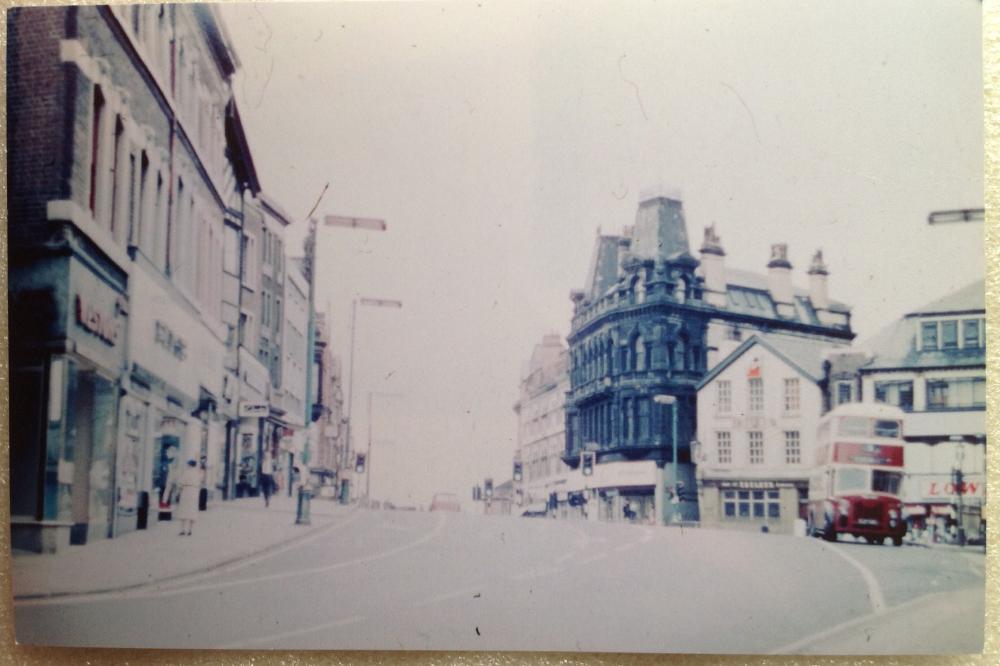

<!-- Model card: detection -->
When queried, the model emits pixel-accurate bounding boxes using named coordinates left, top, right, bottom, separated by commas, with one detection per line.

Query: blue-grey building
left=563, top=193, right=855, bottom=525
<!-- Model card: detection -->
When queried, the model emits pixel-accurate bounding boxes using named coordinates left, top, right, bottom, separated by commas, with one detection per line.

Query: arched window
left=605, top=342, right=614, bottom=377
left=634, top=335, right=646, bottom=371
left=620, top=342, right=631, bottom=373
left=675, top=336, right=686, bottom=371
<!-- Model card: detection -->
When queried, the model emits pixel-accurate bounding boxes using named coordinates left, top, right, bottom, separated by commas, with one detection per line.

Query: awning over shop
left=902, top=505, right=926, bottom=518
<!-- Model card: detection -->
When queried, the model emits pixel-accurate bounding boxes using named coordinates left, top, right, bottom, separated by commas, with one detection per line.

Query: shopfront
left=10, top=252, right=128, bottom=552
left=698, top=478, right=807, bottom=535
left=903, top=473, right=986, bottom=542
left=126, top=265, right=228, bottom=525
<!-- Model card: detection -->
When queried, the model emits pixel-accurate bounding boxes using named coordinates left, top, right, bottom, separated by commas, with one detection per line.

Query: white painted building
left=512, top=334, right=571, bottom=513
left=857, top=279, right=986, bottom=539
left=695, top=334, right=843, bottom=534
left=280, top=260, right=310, bottom=483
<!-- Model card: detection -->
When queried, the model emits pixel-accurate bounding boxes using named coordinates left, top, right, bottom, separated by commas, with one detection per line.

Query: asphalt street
left=14, top=509, right=985, bottom=654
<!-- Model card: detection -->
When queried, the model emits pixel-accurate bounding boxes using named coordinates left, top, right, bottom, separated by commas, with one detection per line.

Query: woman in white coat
left=176, top=459, right=202, bottom=536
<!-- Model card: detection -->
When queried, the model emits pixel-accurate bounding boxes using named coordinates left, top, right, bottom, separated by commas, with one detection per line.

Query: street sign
left=239, top=402, right=268, bottom=417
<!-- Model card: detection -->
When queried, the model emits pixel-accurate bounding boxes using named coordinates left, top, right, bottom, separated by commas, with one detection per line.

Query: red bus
left=807, top=403, right=906, bottom=546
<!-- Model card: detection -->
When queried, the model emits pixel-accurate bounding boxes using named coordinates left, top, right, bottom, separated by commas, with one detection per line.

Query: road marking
left=16, top=513, right=449, bottom=606
left=767, top=589, right=975, bottom=654
left=218, top=614, right=365, bottom=649
left=823, top=543, right=886, bottom=615
left=412, top=584, right=487, bottom=608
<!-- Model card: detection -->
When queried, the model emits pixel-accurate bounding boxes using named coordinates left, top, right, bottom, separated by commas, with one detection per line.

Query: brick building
left=8, top=5, right=261, bottom=551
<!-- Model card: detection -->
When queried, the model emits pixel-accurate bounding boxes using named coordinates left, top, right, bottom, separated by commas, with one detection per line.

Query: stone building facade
left=564, top=193, right=855, bottom=526
left=8, top=4, right=260, bottom=551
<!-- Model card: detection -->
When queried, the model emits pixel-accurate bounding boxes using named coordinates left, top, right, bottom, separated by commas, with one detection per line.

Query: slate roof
left=725, top=267, right=851, bottom=314
left=906, top=279, right=984, bottom=316
left=586, top=235, right=623, bottom=300
left=696, top=333, right=842, bottom=389
left=863, top=279, right=986, bottom=371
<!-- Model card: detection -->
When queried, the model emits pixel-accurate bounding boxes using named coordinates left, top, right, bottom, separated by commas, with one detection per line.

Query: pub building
left=695, top=334, right=843, bottom=534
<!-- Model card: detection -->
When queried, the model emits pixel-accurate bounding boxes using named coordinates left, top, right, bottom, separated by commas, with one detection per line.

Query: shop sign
left=833, top=442, right=903, bottom=467
left=718, top=480, right=797, bottom=490
left=75, top=294, right=120, bottom=345
left=916, top=475, right=984, bottom=502
left=154, top=321, right=187, bottom=360
left=240, top=401, right=269, bottom=417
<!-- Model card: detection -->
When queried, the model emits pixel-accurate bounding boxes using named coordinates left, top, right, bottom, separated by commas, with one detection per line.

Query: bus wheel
left=823, top=517, right=837, bottom=542
left=892, top=536, right=903, bottom=547
left=875, top=536, right=885, bottom=545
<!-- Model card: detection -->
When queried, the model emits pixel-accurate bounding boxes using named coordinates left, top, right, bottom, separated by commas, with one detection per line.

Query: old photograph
left=7, top=0, right=986, bottom=655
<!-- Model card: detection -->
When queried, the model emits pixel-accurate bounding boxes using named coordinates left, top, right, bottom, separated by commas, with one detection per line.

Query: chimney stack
left=698, top=225, right=727, bottom=307
left=767, top=244, right=795, bottom=316
left=808, top=249, right=830, bottom=311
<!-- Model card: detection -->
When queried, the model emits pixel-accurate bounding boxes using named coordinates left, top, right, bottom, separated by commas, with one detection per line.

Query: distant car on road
left=429, top=492, right=461, bottom=512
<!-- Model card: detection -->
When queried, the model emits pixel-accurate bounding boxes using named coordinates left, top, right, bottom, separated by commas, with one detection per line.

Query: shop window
left=724, top=489, right=780, bottom=520
left=738, top=490, right=750, bottom=517
left=874, top=380, right=913, bottom=411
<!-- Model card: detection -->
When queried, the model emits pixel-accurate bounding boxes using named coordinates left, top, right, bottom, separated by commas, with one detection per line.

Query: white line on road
left=767, top=589, right=974, bottom=654
left=822, top=543, right=886, bottom=615
left=218, top=614, right=365, bottom=649
left=412, top=584, right=488, bottom=608
left=16, top=513, right=449, bottom=606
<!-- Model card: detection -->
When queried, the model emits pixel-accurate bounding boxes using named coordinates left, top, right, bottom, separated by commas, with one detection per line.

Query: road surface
left=14, top=509, right=985, bottom=653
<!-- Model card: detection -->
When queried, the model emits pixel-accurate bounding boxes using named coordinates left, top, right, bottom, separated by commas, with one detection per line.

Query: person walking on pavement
left=261, top=454, right=275, bottom=507
left=176, top=459, right=202, bottom=536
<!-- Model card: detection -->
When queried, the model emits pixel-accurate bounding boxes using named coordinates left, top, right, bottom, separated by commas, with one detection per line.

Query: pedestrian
left=176, top=459, right=202, bottom=536
left=261, top=454, right=275, bottom=507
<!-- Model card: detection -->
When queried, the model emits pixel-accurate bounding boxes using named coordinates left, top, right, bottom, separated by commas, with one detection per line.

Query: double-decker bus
left=807, top=403, right=907, bottom=546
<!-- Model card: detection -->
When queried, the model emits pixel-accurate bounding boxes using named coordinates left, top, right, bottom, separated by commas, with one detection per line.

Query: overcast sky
left=219, top=1, right=984, bottom=507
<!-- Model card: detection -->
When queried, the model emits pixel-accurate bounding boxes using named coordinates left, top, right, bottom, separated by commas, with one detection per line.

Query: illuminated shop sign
left=75, top=294, right=120, bottom=345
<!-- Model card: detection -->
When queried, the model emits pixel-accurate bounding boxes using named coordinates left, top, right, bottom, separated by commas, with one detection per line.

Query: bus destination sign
left=833, top=442, right=904, bottom=467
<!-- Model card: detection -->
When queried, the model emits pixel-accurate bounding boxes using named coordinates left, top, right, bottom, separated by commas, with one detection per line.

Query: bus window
left=874, top=419, right=900, bottom=438
left=838, top=416, right=870, bottom=437
left=834, top=468, right=868, bottom=494
left=872, top=470, right=902, bottom=495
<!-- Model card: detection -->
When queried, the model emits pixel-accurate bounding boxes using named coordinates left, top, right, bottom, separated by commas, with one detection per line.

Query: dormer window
left=921, top=321, right=938, bottom=350
left=941, top=321, right=958, bottom=349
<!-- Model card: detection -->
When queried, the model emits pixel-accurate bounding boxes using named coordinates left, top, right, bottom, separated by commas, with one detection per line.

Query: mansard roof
left=905, top=278, right=985, bottom=317
left=862, top=279, right=986, bottom=372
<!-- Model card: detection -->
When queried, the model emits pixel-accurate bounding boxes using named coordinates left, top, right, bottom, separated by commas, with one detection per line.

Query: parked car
left=429, top=492, right=461, bottom=512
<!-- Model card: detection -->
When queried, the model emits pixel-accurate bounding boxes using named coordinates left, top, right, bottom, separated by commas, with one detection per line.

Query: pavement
left=10, top=493, right=355, bottom=599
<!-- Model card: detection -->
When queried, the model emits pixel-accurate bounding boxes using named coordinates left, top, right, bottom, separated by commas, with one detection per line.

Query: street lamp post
left=950, top=435, right=967, bottom=546
left=653, top=394, right=679, bottom=524
left=345, top=296, right=402, bottom=503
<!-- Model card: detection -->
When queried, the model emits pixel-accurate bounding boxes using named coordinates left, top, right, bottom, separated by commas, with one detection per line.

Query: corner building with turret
left=563, top=193, right=855, bottom=525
